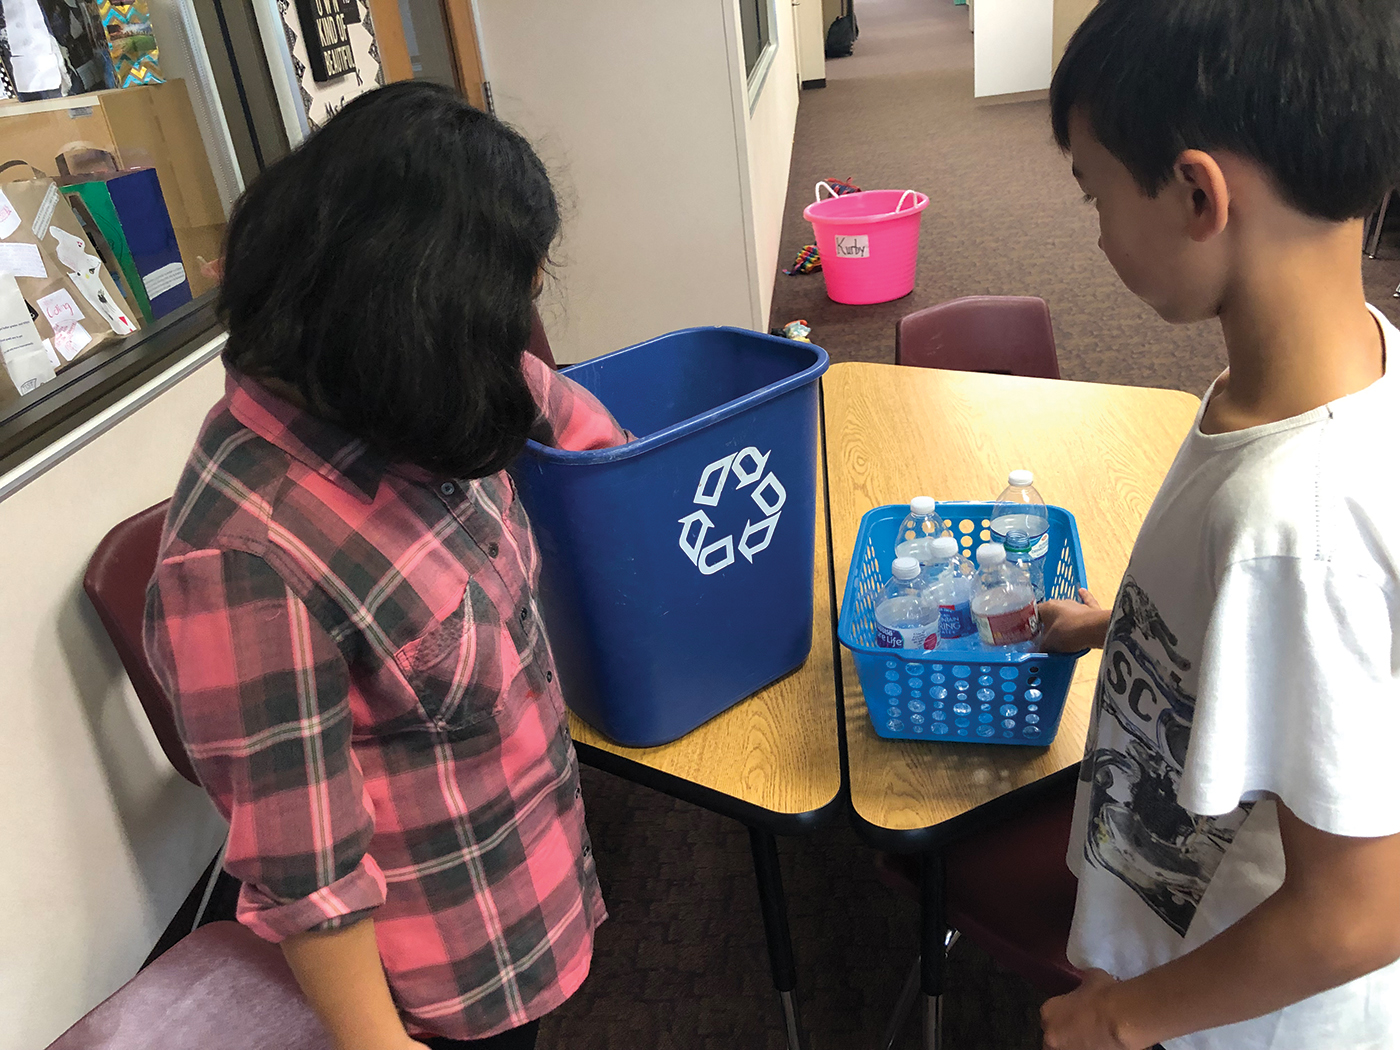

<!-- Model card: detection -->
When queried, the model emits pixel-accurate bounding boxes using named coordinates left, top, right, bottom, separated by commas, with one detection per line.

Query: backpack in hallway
left=825, top=0, right=858, bottom=58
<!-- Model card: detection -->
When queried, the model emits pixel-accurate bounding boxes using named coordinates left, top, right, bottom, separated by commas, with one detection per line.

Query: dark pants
left=425, top=1020, right=540, bottom=1050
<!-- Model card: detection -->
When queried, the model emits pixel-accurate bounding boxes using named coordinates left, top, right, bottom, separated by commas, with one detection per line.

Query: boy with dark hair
left=1033, top=2, right=1400, bottom=1048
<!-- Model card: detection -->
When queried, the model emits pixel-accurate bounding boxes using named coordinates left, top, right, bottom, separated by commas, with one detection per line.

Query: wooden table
left=824, top=362, right=1199, bottom=1048
left=568, top=440, right=843, bottom=1050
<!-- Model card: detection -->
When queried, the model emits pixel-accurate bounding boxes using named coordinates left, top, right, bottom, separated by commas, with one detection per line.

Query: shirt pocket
left=393, top=581, right=510, bottom=732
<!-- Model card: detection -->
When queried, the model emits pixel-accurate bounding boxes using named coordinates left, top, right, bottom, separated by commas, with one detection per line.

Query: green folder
left=62, top=182, right=154, bottom=324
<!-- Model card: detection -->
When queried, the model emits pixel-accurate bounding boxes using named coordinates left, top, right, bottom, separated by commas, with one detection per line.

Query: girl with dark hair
left=143, top=82, right=629, bottom=1050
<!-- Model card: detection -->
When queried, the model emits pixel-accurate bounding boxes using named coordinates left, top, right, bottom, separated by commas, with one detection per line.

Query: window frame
left=743, top=0, right=779, bottom=111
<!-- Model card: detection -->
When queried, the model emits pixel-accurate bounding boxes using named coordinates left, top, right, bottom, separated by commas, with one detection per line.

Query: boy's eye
left=1082, top=192, right=1097, bottom=205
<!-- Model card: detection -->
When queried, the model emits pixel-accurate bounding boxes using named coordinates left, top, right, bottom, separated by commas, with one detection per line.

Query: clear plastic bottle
left=920, top=535, right=976, bottom=640
left=875, top=556, right=940, bottom=651
left=896, top=496, right=948, bottom=559
left=1003, top=527, right=1039, bottom=596
left=991, top=470, right=1050, bottom=600
left=971, top=542, right=1039, bottom=647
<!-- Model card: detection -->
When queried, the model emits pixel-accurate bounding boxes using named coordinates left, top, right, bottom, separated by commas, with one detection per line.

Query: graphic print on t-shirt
left=1079, top=577, right=1253, bottom=936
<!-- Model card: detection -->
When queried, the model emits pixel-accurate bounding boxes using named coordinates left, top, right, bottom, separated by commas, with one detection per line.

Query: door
left=365, top=0, right=489, bottom=111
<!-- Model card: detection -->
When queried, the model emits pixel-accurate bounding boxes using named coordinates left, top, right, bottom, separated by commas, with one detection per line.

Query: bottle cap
left=1008, top=469, right=1034, bottom=488
left=892, top=556, right=921, bottom=580
left=977, top=542, right=1006, bottom=568
left=909, top=496, right=938, bottom=516
left=929, top=536, right=959, bottom=560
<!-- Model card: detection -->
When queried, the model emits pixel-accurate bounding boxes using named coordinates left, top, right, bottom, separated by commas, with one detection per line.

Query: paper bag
left=0, top=160, right=139, bottom=380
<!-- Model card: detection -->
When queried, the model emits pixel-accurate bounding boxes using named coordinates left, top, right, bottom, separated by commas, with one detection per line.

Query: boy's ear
left=1175, top=150, right=1230, bottom=242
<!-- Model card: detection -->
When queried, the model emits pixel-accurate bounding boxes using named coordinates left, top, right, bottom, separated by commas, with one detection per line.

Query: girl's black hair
left=1050, top=0, right=1400, bottom=222
left=219, top=81, right=558, bottom=479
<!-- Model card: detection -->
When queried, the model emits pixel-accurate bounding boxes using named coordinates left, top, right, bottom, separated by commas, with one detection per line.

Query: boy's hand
left=1037, top=589, right=1110, bottom=652
left=1040, top=969, right=1140, bottom=1050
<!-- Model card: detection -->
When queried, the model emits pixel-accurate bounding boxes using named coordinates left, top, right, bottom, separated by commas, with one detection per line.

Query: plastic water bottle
left=921, top=535, right=976, bottom=640
left=991, top=470, right=1049, bottom=600
left=875, top=556, right=940, bottom=651
left=1003, top=528, right=1038, bottom=594
left=971, top=542, right=1039, bottom=647
left=896, top=496, right=948, bottom=557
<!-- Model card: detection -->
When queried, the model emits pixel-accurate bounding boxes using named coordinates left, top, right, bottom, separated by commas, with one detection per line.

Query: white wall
left=794, top=0, right=827, bottom=85
left=475, top=0, right=759, bottom=364
left=738, top=0, right=801, bottom=330
left=0, top=354, right=229, bottom=1050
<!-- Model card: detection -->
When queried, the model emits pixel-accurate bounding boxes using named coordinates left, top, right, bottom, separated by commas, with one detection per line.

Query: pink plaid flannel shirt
left=144, top=352, right=626, bottom=1040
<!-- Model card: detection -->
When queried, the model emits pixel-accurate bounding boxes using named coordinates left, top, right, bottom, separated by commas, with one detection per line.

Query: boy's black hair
left=1050, top=0, right=1400, bottom=221
left=219, top=81, right=558, bottom=479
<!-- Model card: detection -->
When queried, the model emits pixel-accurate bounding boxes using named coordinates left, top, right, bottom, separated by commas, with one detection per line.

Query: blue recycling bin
left=512, top=327, right=829, bottom=747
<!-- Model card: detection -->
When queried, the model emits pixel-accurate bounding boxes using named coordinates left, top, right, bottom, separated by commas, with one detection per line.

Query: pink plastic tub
left=802, top=183, right=929, bottom=305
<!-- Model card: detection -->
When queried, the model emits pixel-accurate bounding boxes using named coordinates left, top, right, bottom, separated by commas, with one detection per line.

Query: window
left=740, top=0, right=775, bottom=80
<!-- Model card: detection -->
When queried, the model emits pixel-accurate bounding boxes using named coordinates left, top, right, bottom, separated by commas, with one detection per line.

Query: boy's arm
left=1041, top=802, right=1400, bottom=1050
left=1038, top=588, right=1111, bottom=651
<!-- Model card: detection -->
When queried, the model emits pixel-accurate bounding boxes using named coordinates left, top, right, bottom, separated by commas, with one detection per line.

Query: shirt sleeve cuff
left=235, top=854, right=388, bottom=943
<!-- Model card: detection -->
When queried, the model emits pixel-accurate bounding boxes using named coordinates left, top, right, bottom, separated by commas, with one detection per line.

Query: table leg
left=921, top=852, right=947, bottom=1050
left=748, top=826, right=805, bottom=1050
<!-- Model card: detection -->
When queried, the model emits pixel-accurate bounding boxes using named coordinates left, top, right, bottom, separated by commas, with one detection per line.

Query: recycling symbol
left=678, top=446, right=786, bottom=575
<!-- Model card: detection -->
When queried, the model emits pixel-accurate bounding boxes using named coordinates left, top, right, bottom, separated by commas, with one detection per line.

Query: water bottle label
left=975, top=604, right=1039, bottom=646
left=876, top=622, right=938, bottom=650
left=1031, top=533, right=1049, bottom=560
left=939, top=601, right=975, bottom=639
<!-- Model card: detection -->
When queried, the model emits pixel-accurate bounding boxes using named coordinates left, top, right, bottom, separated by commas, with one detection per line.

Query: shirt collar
left=225, top=369, right=388, bottom=503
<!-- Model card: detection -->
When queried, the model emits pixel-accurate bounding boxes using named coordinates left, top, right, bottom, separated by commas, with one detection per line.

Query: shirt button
left=583, top=843, right=592, bottom=856
left=545, top=670, right=553, bottom=683
left=520, top=607, right=529, bottom=624
left=440, top=482, right=455, bottom=496
left=488, top=542, right=499, bottom=558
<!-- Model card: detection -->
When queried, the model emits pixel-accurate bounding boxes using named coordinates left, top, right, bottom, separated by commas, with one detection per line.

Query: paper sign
left=833, top=234, right=870, bottom=259
left=0, top=189, right=19, bottom=239
left=50, top=227, right=100, bottom=277
left=70, top=269, right=137, bottom=335
left=51, top=321, right=93, bottom=363
left=42, top=338, right=59, bottom=371
left=142, top=261, right=188, bottom=301
left=0, top=242, right=47, bottom=279
left=31, top=183, right=59, bottom=239
left=0, top=274, right=56, bottom=393
left=37, top=288, right=85, bottom=328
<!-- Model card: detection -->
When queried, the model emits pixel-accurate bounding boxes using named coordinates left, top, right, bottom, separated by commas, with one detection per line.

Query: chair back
left=895, top=295, right=1061, bottom=379
left=83, top=499, right=198, bottom=785
left=45, top=922, right=331, bottom=1050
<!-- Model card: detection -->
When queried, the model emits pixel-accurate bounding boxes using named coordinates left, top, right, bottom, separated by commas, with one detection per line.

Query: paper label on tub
left=833, top=234, right=870, bottom=259
left=677, top=446, right=787, bottom=576
left=142, top=261, right=188, bottom=301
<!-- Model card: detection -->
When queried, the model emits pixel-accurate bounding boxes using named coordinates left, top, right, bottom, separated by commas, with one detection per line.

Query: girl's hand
left=1037, top=589, right=1110, bottom=652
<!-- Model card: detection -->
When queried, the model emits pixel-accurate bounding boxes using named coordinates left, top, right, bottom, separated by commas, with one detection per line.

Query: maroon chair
left=45, top=922, right=331, bottom=1050
left=877, top=777, right=1082, bottom=1047
left=84, top=499, right=196, bottom=785
left=895, top=295, right=1061, bottom=379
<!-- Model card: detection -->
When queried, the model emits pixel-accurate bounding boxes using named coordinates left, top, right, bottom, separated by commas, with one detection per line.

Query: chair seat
left=46, top=922, right=331, bottom=1050
left=877, top=779, right=1083, bottom=996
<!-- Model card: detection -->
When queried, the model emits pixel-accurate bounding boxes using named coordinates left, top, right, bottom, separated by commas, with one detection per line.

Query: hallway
left=769, top=0, right=1400, bottom=392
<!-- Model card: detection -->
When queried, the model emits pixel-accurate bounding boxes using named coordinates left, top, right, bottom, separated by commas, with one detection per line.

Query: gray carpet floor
left=540, top=2, right=1400, bottom=1047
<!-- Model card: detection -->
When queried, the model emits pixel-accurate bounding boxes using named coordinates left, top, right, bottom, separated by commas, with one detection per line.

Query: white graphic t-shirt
left=1067, top=306, right=1400, bottom=1050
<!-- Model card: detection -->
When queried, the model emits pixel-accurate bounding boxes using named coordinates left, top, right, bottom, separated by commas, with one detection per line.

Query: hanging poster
left=276, top=0, right=383, bottom=131
left=292, top=0, right=355, bottom=82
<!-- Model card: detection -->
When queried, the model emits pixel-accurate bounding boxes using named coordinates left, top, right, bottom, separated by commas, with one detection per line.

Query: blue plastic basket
left=512, top=327, right=829, bottom=747
left=838, top=502, right=1087, bottom=746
